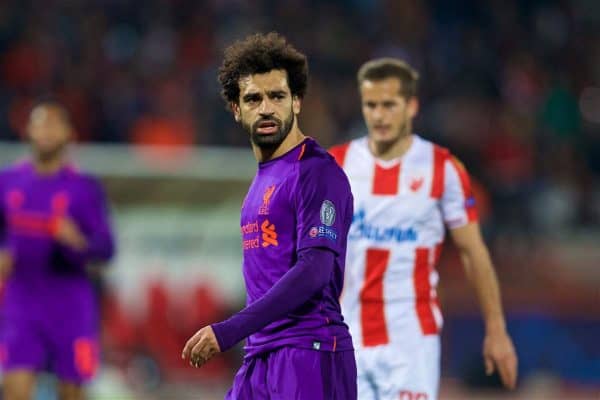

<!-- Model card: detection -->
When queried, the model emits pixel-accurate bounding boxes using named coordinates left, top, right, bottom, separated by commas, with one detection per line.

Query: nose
left=371, top=105, right=384, bottom=121
left=258, top=98, right=275, bottom=116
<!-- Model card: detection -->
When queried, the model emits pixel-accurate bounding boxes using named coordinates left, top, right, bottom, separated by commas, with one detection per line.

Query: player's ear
left=292, top=95, right=301, bottom=115
left=231, top=102, right=241, bottom=122
left=407, top=96, right=419, bottom=119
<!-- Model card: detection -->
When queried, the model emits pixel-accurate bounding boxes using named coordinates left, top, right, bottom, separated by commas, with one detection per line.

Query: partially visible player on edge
left=329, top=58, right=518, bottom=400
left=0, top=100, right=115, bottom=400
left=181, top=32, right=357, bottom=399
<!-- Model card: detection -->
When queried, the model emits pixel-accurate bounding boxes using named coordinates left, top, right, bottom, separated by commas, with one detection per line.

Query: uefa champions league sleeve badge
left=309, top=200, right=338, bottom=242
left=320, top=200, right=336, bottom=226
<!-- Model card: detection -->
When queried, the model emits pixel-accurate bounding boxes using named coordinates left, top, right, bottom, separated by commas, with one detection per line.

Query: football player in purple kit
left=0, top=100, right=115, bottom=400
left=182, top=32, right=357, bottom=399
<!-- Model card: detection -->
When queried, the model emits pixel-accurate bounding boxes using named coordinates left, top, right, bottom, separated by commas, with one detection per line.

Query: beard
left=243, top=110, right=295, bottom=149
left=371, top=111, right=411, bottom=149
left=32, top=141, right=67, bottom=163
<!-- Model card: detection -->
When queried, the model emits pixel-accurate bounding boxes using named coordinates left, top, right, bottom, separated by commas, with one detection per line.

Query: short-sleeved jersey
left=240, top=138, right=354, bottom=357
left=330, top=135, right=478, bottom=348
left=0, top=161, right=115, bottom=323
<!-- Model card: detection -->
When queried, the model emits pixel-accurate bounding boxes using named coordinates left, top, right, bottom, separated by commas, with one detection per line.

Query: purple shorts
left=225, top=347, right=357, bottom=400
left=1, top=313, right=99, bottom=384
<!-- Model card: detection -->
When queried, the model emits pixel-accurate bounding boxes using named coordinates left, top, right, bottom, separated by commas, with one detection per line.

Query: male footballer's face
left=360, top=77, right=418, bottom=147
left=232, top=69, right=300, bottom=149
left=27, top=105, right=72, bottom=162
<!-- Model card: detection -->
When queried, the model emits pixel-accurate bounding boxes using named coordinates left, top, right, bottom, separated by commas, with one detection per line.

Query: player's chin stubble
left=372, top=114, right=411, bottom=149
left=33, top=142, right=67, bottom=163
left=246, top=112, right=295, bottom=149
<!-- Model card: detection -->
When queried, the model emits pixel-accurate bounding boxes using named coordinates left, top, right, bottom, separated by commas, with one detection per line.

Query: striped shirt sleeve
left=440, top=156, right=478, bottom=229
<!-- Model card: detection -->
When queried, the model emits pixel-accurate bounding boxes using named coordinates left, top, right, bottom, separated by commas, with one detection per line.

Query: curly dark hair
left=218, top=32, right=308, bottom=105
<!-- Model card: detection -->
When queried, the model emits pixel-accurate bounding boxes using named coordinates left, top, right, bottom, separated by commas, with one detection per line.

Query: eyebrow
left=242, top=89, right=288, bottom=101
left=267, top=90, right=287, bottom=96
left=363, top=99, right=398, bottom=104
left=242, top=93, right=262, bottom=101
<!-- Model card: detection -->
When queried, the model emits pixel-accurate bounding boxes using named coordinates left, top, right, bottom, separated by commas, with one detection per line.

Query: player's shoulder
left=414, top=135, right=451, bottom=158
left=328, top=137, right=366, bottom=167
left=329, top=141, right=351, bottom=158
left=415, top=135, right=471, bottom=178
left=0, top=159, right=32, bottom=180
left=298, top=138, right=349, bottom=183
left=64, top=166, right=104, bottom=190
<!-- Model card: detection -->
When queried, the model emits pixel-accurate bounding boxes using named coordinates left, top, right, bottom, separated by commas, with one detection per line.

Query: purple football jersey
left=0, top=160, right=114, bottom=335
left=240, top=138, right=354, bottom=357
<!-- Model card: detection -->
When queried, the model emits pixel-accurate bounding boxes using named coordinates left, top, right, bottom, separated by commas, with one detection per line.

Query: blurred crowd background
left=0, top=0, right=599, bottom=230
left=0, top=0, right=598, bottom=399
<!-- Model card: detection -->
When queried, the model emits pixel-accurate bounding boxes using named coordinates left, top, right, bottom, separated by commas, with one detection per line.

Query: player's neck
left=369, top=133, right=413, bottom=161
left=253, top=124, right=305, bottom=163
left=33, top=156, right=66, bottom=175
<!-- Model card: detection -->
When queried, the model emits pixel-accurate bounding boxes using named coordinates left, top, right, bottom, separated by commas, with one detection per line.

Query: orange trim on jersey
left=430, top=145, right=448, bottom=199
left=74, top=338, right=98, bottom=378
left=297, top=143, right=307, bottom=160
left=413, top=247, right=439, bottom=335
left=8, top=213, right=57, bottom=236
left=360, top=248, right=390, bottom=346
left=449, top=156, right=478, bottom=222
left=372, top=163, right=400, bottom=195
left=51, top=192, right=70, bottom=215
left=328, top=143, right=350, bottom=167
left=0, top=344, right=6, bottom=364
left=333, top=336, right=337, bottom=352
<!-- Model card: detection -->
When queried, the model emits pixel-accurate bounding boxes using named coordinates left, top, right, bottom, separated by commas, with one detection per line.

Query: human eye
left=243, top=94, right=261, bottom=104
left=270, top=92, right=286, bottom=101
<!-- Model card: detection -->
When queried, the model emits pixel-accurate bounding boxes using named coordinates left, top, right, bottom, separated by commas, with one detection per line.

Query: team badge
left=465, top=197, right=476, bottom=208
left=259, top=184, right=276, bottom=215
left=409, top=177, right=424, bottom=192
left=320, top=200, right=336, bottom=226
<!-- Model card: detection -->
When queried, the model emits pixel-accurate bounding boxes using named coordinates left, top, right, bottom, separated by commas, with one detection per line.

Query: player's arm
left=182, top=246, right=336, bottom=366
left=449, top=223, right=517, bottom=389
left=441, top=155, right=517, bottom=389
left=79, top=178, right=115, bottom=262
left=55, top=178, right=115, bottom=264
left=211, top=246, right=335, bottom=350
left=182, top=160, right=352, bottom=367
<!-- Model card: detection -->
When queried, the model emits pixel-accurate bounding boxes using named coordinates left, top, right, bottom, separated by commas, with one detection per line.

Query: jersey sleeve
left=211, top=247, right=335, bottom=352
left=441, top=155, right=478, bottom=229
left=80, top=177, right=115, bottom=262
left=59, top=176, right=115, bottom=265
left=294, top=161, right=352, bottom=255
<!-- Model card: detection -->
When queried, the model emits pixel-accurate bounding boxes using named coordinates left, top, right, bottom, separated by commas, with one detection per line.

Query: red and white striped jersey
left=330, top=135, right=478, bottom=348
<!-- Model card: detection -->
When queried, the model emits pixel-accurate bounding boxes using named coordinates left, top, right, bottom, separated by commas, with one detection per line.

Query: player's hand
left=0, top=250, right=13, bottom=279
left=53, top=217, right=88, bottom=251
left=181, top=326, right=221, bottom=368
left=483, top=329, right=518, bottom=389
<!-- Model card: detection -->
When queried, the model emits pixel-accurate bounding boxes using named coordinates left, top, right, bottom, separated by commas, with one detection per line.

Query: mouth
left=256, top=120, right=279, bottom=135
left=372, top=125, right=391, bottom=134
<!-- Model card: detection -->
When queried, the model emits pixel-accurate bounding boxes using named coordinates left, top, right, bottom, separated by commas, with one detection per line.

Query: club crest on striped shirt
left=409, top=176, right=424, bottom=192
left=320, top=200, right=336, bottom=226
